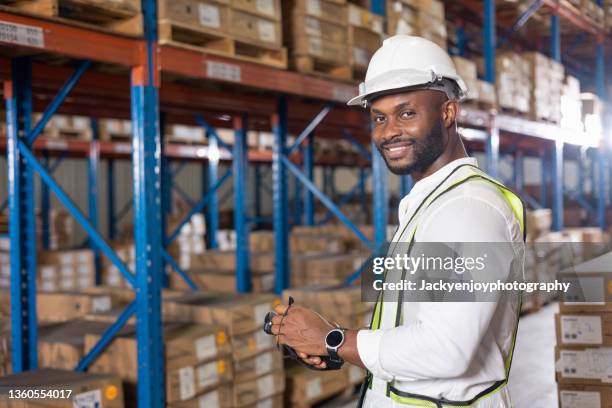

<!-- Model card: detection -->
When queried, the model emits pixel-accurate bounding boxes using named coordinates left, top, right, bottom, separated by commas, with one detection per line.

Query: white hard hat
left=347, top=35, right=468, bottom=107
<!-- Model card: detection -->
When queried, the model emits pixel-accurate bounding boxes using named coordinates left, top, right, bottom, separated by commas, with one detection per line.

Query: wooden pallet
left=158, top=20, right=288, bottom=69
left=293, top=55, right=351, bottom=81
left=0, top=0, right=143, bottom=36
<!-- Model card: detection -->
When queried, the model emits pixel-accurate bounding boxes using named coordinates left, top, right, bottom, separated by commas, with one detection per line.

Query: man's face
left=370, top=90, right=448, bottom=175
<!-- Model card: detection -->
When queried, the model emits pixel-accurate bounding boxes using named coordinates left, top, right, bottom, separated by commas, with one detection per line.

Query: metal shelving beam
left=40, top=154, right=50, bottom=250
left=6, top=57, right=38, bottom=372
left=233, top=114, right=251, bottom=293
left=552, top=140, right=564, bottom=231
left=88, top=120, right=101, bottom=284
left=273, top=98, right=290, bottom=293
left=304, top=132, right=315, bottom=226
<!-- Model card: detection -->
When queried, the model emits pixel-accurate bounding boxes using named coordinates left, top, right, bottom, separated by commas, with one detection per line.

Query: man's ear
left=441, top=100, right=459, bottom=128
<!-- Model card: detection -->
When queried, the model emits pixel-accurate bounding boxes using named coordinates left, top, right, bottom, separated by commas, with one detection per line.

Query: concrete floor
left=509, top=302, right=559, bottom=408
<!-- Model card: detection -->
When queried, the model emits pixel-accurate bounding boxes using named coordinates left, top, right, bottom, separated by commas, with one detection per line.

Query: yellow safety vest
left=364, top=163, right=526, bottom=408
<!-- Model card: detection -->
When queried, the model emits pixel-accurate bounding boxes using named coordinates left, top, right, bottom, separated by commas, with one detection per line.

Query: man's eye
left=373, top=115, right=385, bottom=124
left=400, top=111, right=415, bottom=119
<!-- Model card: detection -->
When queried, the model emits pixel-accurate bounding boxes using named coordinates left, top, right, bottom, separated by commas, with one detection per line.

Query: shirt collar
left=398, top=157, right=479, bottom=214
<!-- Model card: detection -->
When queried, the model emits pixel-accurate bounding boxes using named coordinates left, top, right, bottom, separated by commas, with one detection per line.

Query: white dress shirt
left=357, top=157, right=524, bottom=408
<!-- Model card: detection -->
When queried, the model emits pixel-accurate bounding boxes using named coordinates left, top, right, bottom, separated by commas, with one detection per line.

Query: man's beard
left=377, top=121, right=445, bottom=176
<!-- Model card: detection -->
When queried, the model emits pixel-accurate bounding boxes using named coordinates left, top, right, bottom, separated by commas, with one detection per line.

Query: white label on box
left=198, top=4, right=221, bottom=28
left=257, top=20, right=276, bottom=43
left=73, top=389, right=101, bottom=408
left=60, top=277, right=74, bottom=290
left=561, top=315, right=603, bottom=344
left=306, top=378, right=322, bottom=399
left=307, top=37, right=322, bottom=56
left=255, top=330, right=272, bottom=349
left=0, top=21, right=44, bottom=48
left=306, top=0, right=321, bottom=16
left=560, top=390, right=601, bottom=408
left=195, top=334, right=217, bottom=360
left=261, top=274, right=274, bottom=291
left=91, top=296, right=111, bottom=313
left=372, top=19, right=383, bottom=34
left=558, top=348, right=612, bottom=381
left=195, top=335, right=217, bottom=360
left=257, top=374, right=274, bottom=399
left=60, top=265, right=74, bottom=277
left=197, top=361, right=219, bottom=388
left=256, top=0, right=275, bottom=16
left=40, top=266, right=55, bottom=279
left=206, top=61, right=241, bottom=83
left=348, top=7, right=361, bottom=26
left=257, top=398, right=273, bottom=408
left=255, top=352, right=273, bottom=375
left=349, top=365, right=364, bottom=383
left=198, top=390, right=220, bottom=408
left=179, top=366, right=196, bottom=400
left=41, top=280, right=55, bottom=292
left=305, top=17, right=321, bottom=36
left=59, top=253, right=74, bottom=265
left=393, top=1, right=403, bottom=12
left=353, top=48, right=368, bottom=66
left=254, top=303, right=270, bottom=324
left=78, top=275, right=91, bottom=288
left=78, top=265, right=91, bottom=276
left=108, top=273, right=120, bottom=286
left=396, top=19, right=415, bottom=36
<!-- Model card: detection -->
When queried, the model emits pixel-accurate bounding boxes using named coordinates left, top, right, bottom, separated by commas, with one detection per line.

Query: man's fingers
left=297, top=352, right=308, bottom=359
left=305, top=356, right=322, bottom=365
left=270, top=314, right=283, bottom=325
left=270, top=324, right=284, bottom=336
left=315, top=361, right=327, bottom=369
left=273, top=303, right=289, bottom=315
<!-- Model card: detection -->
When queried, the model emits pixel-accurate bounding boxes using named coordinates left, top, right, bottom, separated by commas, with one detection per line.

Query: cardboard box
left=232, top=350, right=283, bottom=382
left=527, top=209, right=552, bottom=238
left=37, top=292, right=114, bottom=323
left=555, top=345, right=612, bottom=386
left=555, top=313, right=612, bottom=347
left=238, top=393, right=283, bottom=408
left=38, top=319, right=122, bottom=370
left=192, top=250, right=274, bottom=273
left=164, top=292, right=279, bottom=337
left=170, top=269, right=274, bottom=293
left=559, top=252, right=612, bottom=313
left=231, top=370, right=285, bottom=407
left=558, top=384, right=612, bottom=408
left=347, top=4, right=383, bottom=33
left=348, top=26, right=382, bottom=68
left=289, top=0, right=348, bottom=25
left=0, top=369, right=124, bottom=408
left=166, top=356, right=233, bottom=402
left=285, top=366, right=348, bottom=405
left=85, top=323, right=231, bottom=383
left=231, top=0, right=281, bottom=20
left=158, top=0, right=230, bottom=32
left=167, top=384, right=233, bottom=408
left=229, top=9, right=282, bottom=46
left=230, top=328, right=275, bottom=361
left=452, top=56, right=477, bottom=81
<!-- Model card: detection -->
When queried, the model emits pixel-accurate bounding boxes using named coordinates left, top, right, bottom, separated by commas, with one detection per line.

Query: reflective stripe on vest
left=364, top=164, right=526, bottom=408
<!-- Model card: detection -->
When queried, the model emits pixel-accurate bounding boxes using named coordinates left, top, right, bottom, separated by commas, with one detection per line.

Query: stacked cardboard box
left=556, top=252, right=612, bottom=407
left=282, top=285, right=369, bottom=403
left=496, top=52, right=531, bottom=114
left=157, top=0, right=286, bottom=69
left=163, top=292, right=284, bottom=407
left=524, top=52, right=564, bottom=123
left=347, top=4, right=383, bottom=79
left=0, top=248, right=96, bottom=292
left=36, top=209, right=76, bottom=250
left=167, top=214, right=207, bottom=270
left=606, top=0, right=612, bottom=29
left=36, top=291, right=115, bottom=323
left=86, top=322, right=232, bottom=406
left=386, top=0, right=447, bottom=49
left=32, top=113, right=92, bottom=140
left=0, top=369, right=124, bottom=408
left=581, top=92, right=605, bottom=137
left=291, top=253, right=363, bottom=286
left=283, top=0, right=350, bottom=79
left=98, top=118, right=132, bottom=141
left=0, top=320, right=10, bottom=376
left=582, top=0, right=605, bottom=27
left=165, top=124, right=207, bottom=144
left=561, top=75, right=584, bottom=132
left=452, top=56, right=496, bottom=107
left=101, top=242, right=135, bottom=288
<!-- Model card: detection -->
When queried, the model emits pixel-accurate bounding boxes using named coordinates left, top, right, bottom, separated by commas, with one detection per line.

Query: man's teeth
left=388, top=146, right=404, bottom=152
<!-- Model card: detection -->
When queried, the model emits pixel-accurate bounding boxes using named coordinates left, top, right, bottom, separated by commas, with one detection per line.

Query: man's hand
left=270, top=303, right=333, bottom=357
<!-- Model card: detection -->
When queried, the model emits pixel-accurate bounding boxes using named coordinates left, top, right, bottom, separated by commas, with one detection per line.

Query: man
left=269, top=35, right=525, bottom=407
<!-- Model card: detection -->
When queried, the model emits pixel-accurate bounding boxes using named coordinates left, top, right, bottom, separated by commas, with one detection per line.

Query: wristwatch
left=325, top=328, right=346, bottom=364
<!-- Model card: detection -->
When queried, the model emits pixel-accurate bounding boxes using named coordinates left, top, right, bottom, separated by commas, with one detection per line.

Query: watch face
left=327, top=330, right=344, bottom=348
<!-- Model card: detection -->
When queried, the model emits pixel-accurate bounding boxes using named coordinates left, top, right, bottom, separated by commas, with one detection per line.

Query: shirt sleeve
left=357, top=191, right=516, bottom=381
